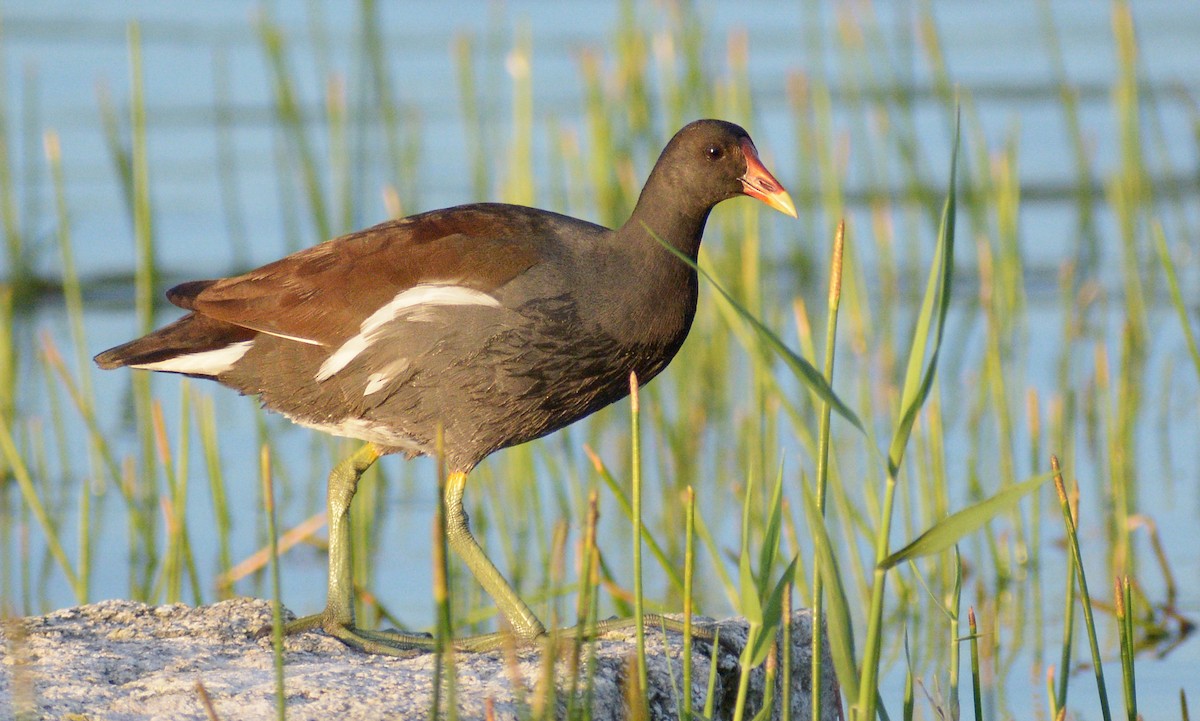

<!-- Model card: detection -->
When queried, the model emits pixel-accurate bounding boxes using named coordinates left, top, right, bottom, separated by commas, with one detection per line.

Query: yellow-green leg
left=439, top=471, right=722, bottom=653
left=272, top=443, right=435, bottom=654
left=268, top=445, right=548, bottom=654
left=441, top=470, right=546, bottom=649
left=269, top=446, right=715, bottom=655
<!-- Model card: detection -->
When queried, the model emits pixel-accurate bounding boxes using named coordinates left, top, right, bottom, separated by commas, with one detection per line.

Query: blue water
left=3, top=1, right=1199, bottom=717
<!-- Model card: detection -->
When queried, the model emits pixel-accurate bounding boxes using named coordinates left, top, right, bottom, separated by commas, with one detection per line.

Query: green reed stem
left=1052, top=456, right=1112, bottom=721
left=947, top=548, right=963, bottom=721
left=127, top=21, right=160, bottom=600
left=431, top=427, right=457, bottom=721
left=261, top=446, right=286, bottom=721
left=44, top=131, right=96, bottom=600
left=1055, top=514, right=1077, bottom=715
left=584, top=447, right=685, bottom=595
left=211, top=48, right=248, bottom=268
left=454, top=34, right=489, bottom=201
left=173, top=388, right=200, bottom=605
left=325, top=75, right=351, bottom=235
left=782, top=583, right=793, bottom=721
left=566, top=491, right=599, bottom=721
left=629, top=371, right=648, bottom=695
left=1116, top=577, right=1136, bottom=721
left=257, top=12, right=331, bottom=242
left=128, top=22, right=154, bottom=337
left=1153, top=222, right=1200, bottom=381
left=812, top=220, right=844, bottom=721
left=0, top=415, right=80, bottom=600
left=682, top=485, right=695, bottom=721
left=968, top=607, right=982, bottom=721
left=197, top=397, right=233, bottom=597
left=857, top=470, right=897, bottom=720
left=704, top=627, right=720, bottom=720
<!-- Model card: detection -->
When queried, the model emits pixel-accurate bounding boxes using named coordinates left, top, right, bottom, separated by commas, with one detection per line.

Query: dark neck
left=615, top=163, right=714, bottom=261
left=591, top=165, right=709, bottom=350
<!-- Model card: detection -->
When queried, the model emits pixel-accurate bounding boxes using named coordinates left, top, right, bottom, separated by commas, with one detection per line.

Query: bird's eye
left=705, top=145, right=723, bottom=161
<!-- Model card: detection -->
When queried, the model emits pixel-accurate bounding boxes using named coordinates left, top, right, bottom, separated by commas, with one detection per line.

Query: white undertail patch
left=288, top=415, right=426, bottom=454
left=316, top=284, right=499, bottom=382
left=132, top=340, right=254, bottom=377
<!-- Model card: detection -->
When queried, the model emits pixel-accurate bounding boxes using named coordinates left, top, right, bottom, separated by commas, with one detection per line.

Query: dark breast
left=366, top=291, right=687, bottom=470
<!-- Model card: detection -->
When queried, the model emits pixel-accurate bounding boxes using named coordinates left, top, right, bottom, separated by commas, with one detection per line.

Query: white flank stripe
left=132, top=340, right=254, bottom=376
left=316, top=284, right=499, bottom=382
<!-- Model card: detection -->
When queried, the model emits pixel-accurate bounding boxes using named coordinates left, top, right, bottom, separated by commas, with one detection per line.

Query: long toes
left=324, top=624, right=431, bottom=656
left=254, top=612, right=324, bottom=641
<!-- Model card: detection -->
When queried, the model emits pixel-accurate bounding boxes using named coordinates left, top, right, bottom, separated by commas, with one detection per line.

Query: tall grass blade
left=1116, top=577, right=1136, bottom=721
left=126, top=21, right=160, bottom=600
left=1152, top=222, right=1200, bottom=381
left=431, top=427, right=457, bottom=721
left=968, top=608, right=982, bottom=721
left=859, top=110, right=960, bottom=721
left=260, top=446, right=286, bottom=721
left=257, top=12, right=331, bottom=242
left=682, top=485, right=695, bottom=721
left=583, top=446, right=684, bottom=594
left=629, top=372, right=648, bottom=696
left=887, top=112, right=959, bottom=473
left=800, top=479, right=859, bottom=704
left=882, top=472, right=1051, bottom=568
left=646, top=224, right=864, bottom=435
left=812, top=221, right=844, bottom=721
left=1052, top=456, right=1112, bottom=721
left=0, top=416, right=81, bottom=600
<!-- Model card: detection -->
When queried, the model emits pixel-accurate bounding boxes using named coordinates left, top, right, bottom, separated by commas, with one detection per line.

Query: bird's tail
left=94, top=313, right=256, bottom=377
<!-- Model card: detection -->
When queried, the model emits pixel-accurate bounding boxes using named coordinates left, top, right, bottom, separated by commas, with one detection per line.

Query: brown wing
left=167, top=206, right=543, bottom=347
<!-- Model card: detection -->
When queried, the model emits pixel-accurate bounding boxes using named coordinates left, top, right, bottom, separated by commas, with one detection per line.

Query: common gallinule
left=95, top=118, right=796, bottom=654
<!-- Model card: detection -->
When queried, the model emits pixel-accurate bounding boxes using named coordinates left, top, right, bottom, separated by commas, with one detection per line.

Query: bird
left=95, top=118, right=796, bottom=654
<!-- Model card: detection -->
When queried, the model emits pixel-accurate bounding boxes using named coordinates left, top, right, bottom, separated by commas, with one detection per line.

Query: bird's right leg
left=262, top=442, right=435, bottom=654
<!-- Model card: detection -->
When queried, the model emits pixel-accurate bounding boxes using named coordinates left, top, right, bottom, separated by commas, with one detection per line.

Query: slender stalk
left=583, top=446, right=685, bottom=595
left=1117, top=577, right=1136, bottom=721
left=856, top=471, right=897, bottom=720
left=1055, top=495, right=1077, bottom=712
left=629, top=371, right=648, bottom=696
left=128, top=21, right=160, bottom=601
left=0, top=415, right=80, bottom=599
left=812, top=220, right=844, bottom=721
left=968, top=607, right=983, bottom=721
left=198, top=397, right=232, bottom=597
left=704, top=628, right=721, bottom=720
left=566, top=491, right=599, bottom=721
left=257, top=12, right=331, bottom=242
left=1052, top=456, right=1112, bottom=721
left=261, top=446, right=286, bottom=721
left=1153, top=222, right=1200, bottom=381
left=44, top=131, right=93, bottom=601
left=782, top=583, right=793, bottom=721
left=431, top=426, right=456, bottom=721
left=948, top=549, right=963, bottom=721
left=682, top=486, right=695, bottom=721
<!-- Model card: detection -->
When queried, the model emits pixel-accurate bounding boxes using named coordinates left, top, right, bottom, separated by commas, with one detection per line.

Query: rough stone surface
left=0, top=599, right=842, bottom=720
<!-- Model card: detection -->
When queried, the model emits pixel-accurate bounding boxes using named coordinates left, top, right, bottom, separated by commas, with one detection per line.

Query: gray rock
left=0, top=599, right=841, bottom=720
